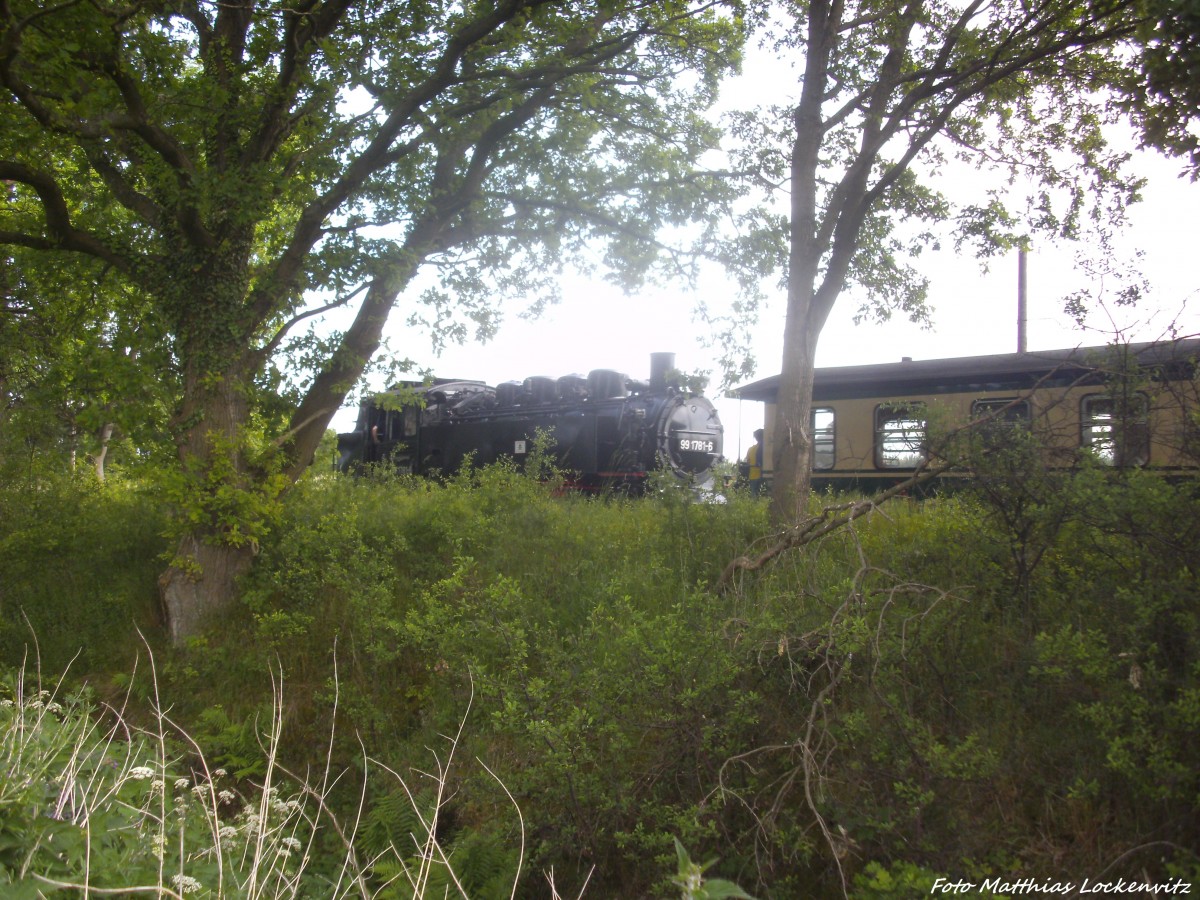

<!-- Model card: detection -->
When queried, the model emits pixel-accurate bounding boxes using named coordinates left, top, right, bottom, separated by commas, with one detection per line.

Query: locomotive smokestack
left=649, top=352, right=675, bottom=391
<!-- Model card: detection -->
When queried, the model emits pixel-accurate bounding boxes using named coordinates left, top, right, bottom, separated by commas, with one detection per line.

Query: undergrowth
left=1, top=462, right=1198, bottom=896
left=0, top=649, right=751, bottom=899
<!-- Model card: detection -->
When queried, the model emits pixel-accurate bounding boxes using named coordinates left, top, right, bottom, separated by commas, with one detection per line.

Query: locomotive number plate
left=675, top=434, right=718, bottom=453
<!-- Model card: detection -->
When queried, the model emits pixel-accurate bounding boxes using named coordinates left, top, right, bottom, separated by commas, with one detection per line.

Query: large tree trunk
left=769, top=0, right=878, bottom=527
left=157, top=336, right=261, bottom=643
left=156, top=262, right=414, bottom=643
left=770, top=319, right=819, bottom=526
left=769, top=15, right=835, bottom=527
left=158, top=534, right=256, bottom=645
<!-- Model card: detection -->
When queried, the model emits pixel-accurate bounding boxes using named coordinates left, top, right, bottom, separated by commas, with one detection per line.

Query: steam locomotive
left=336, top=352, right=725, bottom=490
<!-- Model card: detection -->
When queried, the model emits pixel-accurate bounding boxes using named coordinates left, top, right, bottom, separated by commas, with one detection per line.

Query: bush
left=0, top=471, right=165, bottom=673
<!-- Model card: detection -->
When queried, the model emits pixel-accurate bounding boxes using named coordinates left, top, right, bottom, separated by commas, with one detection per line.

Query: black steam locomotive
left=336, top=352, right=724, bottom=490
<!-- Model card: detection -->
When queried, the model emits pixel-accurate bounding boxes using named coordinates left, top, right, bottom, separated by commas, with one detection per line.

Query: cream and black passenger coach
left=735, top=338, right=1200, bottom=492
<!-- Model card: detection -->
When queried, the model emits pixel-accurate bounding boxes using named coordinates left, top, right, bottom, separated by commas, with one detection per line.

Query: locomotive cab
left=336, top=380, right=490, bottom=474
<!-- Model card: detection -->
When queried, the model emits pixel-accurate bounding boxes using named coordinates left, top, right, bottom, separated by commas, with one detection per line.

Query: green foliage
left=0, top=471, right=165, bottom=672
left=157, top=465, right=765, bottom=894
left=159, top=427, right=291, bottom=555
left=0, top=248, right=176, bottom=479
left=672, top=838, right=756, bottom=900
left=851, top=861, right=942, bottom=899
left=4, top=462, right=1200, bottom=896
left=1, top=0, right=747, bottom=639
left=366, top=796, right=519, bottom=900
left=699, top=472, right=1200, bottom=894
left=189, top=705, right=272, bottom=779
left=1128, top=0, right=1200, bottom=176
left=1022, top=471, right=1200, bottom=813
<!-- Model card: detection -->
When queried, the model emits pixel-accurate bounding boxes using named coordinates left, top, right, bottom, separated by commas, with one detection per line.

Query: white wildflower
left=150, top=779, right=165, bottom=795
left=170, top=873, right=203, bottom=895
left=174, top=777, right=190, bottom=791
left=217, top=789, right=236, bottom=804
left=217, top=825, right=238, bottom=844
left=0, top=698, right=13, bottom=708
left=213, top=768, right=227, bottom=777
left=128, top=766, right=155, bottom=781
left=281, top=836, right=302, bottom=851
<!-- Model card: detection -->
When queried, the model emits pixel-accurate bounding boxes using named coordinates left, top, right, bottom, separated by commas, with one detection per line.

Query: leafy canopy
left=0, top=0, right=744, bottom=470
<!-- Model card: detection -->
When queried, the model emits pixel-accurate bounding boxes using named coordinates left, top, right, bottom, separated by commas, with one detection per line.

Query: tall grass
left=0, top=471, right=166, bottom=672
left=0, top=641, right=533, bottom=899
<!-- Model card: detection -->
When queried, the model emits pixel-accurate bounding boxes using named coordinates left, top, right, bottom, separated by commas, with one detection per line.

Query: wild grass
left=0, top=642, right=546, bottom=899
left=0, top=636, right=748, bottom=899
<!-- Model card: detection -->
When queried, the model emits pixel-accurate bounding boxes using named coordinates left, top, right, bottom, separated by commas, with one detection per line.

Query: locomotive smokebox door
left=659, top=395, right=724, bottom=477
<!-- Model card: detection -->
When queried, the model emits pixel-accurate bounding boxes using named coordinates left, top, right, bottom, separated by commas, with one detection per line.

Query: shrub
left=0, top=472, right=165, bottom=673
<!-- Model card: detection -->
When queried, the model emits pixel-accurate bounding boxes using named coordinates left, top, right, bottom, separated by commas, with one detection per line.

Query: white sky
left=331, top=52, right=1200, bottom=464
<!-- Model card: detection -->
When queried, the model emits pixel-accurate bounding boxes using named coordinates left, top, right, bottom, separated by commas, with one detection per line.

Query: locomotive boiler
left=336, top=352, right=724, bottom=490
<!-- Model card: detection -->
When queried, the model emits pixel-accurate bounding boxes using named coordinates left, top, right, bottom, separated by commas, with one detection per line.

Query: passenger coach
left=734, top=338, right=1200, bottom=492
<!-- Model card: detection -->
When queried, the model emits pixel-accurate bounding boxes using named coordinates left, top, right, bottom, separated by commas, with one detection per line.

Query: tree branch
left=0, top=161, right=134, bottom=271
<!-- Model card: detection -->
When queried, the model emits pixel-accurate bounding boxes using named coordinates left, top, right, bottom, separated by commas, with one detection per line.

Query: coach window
left=971, top=398, right=1031, bottom=427
left=813, top=407, right=836, bottom=470
left=970, top=398, right=1031, bottom=446
left=1081, top=393, right=1150, bottom=466
left=875, top=403, right=927, bottom=469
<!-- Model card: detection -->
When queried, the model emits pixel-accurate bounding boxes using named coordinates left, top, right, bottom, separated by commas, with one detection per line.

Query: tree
left=724, top=0, right=1144, bottom=524
left=0, top=0, right=742, bottom=641
left=1128, top=0, right=1200, bottom=176
left=0, top=245, right=174, bottom=480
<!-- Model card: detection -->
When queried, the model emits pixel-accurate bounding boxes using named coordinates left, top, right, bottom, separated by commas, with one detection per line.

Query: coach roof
left=733, top=338, right=1200, bottom=403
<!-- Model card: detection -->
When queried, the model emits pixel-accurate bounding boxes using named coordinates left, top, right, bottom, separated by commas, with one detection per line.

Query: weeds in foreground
left=1, top=644, right=362, bottom=898
left=0, top=640, right=752, bottom=899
